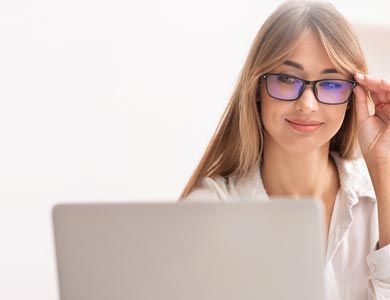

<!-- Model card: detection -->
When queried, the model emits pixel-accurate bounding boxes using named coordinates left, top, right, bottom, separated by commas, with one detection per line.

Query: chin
left=277, top=135, right=330, bottom=154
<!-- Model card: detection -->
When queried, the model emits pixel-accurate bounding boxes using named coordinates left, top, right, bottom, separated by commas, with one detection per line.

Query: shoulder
left=182, top=161, right=268, bottom=202
left=181, top=175, right=231, bottom=202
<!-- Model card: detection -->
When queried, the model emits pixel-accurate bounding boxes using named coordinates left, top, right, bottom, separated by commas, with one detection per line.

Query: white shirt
left=183, top=151, right=390, bottom=300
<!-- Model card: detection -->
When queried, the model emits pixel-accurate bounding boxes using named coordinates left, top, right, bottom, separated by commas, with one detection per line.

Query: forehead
left=282, top=31, right=336, bottom=75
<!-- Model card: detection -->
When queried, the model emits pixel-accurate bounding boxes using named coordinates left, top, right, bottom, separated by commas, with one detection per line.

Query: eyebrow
left=283, top=60, right=339, bottom=74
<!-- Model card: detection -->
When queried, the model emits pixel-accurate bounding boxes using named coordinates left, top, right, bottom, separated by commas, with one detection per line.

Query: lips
left=286, top=119, right=324, bottom=126
left=286, top=118, right=324, bottom=133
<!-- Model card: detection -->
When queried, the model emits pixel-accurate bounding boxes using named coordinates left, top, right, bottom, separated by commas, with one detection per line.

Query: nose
left=294, top=84, right=319, bottom=113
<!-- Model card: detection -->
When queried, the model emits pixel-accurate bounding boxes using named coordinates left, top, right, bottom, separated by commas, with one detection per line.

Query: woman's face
left=259, top=31, right=349, bottom=154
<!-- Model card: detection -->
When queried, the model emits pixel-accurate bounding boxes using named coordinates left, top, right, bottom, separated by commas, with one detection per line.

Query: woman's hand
left=354, top=73, right=390, bottom=249
left=353, top=73, right=390, bottom=165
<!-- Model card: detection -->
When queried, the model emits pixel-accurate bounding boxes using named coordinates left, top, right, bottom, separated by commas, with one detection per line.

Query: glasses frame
left=262, top=73, right=358, bottom=105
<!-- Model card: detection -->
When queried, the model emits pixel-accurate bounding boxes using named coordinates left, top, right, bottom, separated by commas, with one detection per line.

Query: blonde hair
left=179, top=0, right=368, bottom=200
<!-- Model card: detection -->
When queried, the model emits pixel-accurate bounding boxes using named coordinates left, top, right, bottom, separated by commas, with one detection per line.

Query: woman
left=178, top=1, right=390, bottom=299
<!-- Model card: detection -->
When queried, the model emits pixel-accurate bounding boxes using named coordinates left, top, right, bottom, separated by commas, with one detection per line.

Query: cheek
left=259, top=93, right=287, bottom=134
left=260, top=85, right=284, bottom=112
left=324, top=106, right=348, bottom=134
left=259, top=90, right=270, bottom=128
left=259, top=90, right=273, bottom=128
left=260, top=102, right=273, bottom=128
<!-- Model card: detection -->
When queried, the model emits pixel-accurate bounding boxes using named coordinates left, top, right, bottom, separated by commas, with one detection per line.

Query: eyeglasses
left=261, top=73, right=358, bottom=105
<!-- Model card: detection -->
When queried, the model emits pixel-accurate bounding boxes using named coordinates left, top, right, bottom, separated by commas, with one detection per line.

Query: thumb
left=353, top=85, right=370, bottom=128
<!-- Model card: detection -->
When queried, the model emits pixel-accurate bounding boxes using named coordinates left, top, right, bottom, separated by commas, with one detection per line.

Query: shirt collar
left=235, top=151, right=376, bottom=205
left=329, top=151, right=376, bottom=206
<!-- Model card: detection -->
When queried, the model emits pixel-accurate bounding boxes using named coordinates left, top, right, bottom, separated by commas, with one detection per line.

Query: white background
left=0, top=0, right=389, bottom=299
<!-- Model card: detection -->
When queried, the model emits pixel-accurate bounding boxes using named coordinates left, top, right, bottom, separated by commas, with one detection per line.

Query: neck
left=261, top=141, right=339, bottom=201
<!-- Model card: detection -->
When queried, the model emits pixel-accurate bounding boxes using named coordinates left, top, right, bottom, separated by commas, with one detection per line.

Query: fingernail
left=355, top=73, right=364, bottom=80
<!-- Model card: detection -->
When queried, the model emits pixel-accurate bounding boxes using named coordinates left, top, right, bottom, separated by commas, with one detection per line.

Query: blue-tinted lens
left=266, top=74, right=303, bottom=100
left=316, top=80, right=354, bottom=104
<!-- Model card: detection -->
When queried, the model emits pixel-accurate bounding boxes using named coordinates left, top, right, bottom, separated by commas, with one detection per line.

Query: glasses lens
left=266, top=74, right=303, bottom=100
left=316, top=80, right=354, bottom=104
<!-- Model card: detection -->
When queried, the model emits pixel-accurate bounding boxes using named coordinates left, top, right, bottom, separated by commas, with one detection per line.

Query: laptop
left=52, top=198, right=326, bottom=300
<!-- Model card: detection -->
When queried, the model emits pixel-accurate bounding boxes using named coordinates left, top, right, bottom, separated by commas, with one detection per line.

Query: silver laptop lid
left=52, top=199, right=325, bottom=300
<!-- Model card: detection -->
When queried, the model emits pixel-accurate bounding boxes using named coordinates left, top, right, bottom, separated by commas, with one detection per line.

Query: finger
left=383, top=104, right=390, bottom=121
left=354, top=73, right=381, bottom=105
left=354, top=73, right=390, bottom=93
left=370, top=91, right=386, bottom=105
left=374, top=103, right=388, bottom=123
left=353, top=85, right=370, bottom=127
left=380, top=78, right=390, bottom=94
left=377, top=103, right=390, bottom=121
left=364, top=75, right=382, bottom=92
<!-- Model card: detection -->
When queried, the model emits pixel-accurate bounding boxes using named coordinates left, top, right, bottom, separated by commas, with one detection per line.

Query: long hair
left=179, top=0, right=368, bottom=200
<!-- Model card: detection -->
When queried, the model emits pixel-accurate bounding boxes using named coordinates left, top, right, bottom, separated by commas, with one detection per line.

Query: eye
left=276, top=74, right=297, bottom=85
left=319, top=81, right=343, bottom=89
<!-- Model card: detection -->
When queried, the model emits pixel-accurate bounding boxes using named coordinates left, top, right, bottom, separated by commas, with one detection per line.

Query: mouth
left=286, top=119, right=324, bottom=133
left=287, top=118, right=324, bottom=125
